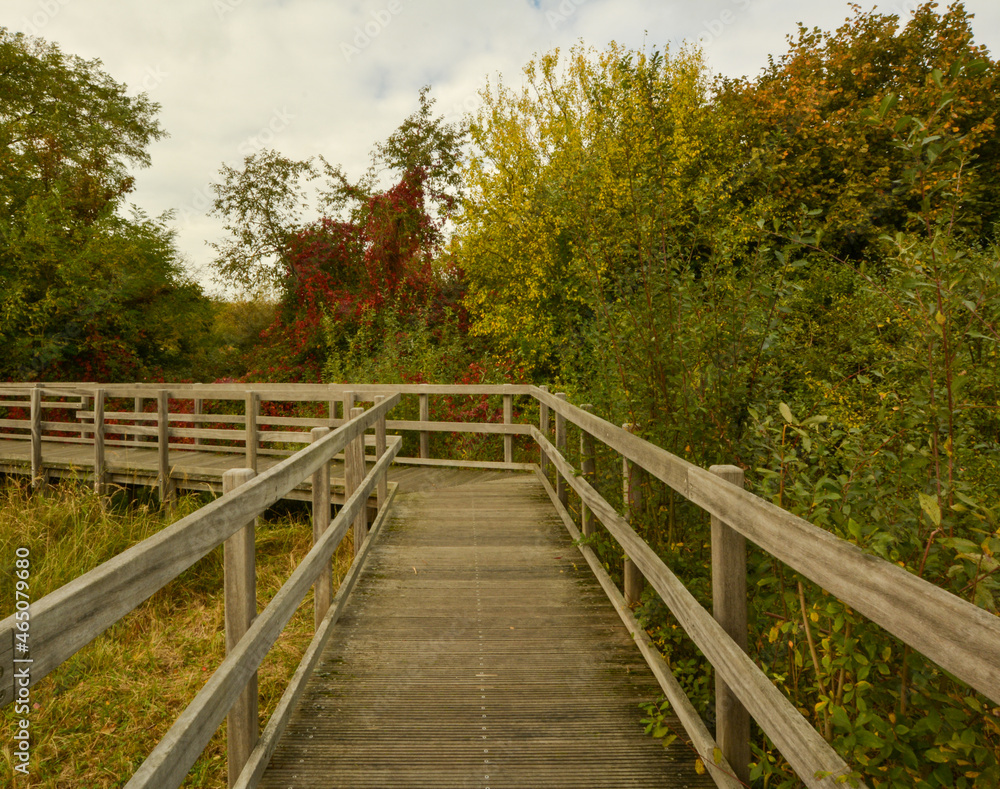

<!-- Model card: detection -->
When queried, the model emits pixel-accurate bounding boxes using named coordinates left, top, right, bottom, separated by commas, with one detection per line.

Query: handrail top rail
left=0, top=382, right=534, bottom=398
left=529, top=385, right=1000, bottom=708
left=0, top=395, right=402, bottom=693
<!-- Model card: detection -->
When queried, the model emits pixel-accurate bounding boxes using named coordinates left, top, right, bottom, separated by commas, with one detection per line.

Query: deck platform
left=258, top=471, right=712, bottom=788
left=0, top=438, right=528, bottom=503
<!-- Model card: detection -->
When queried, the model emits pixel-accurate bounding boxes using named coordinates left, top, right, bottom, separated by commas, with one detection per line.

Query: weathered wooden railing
left=0, top=383, right=535, bottom=498
left=530, top=387, right=1000, bottom=789
left=0, top=395, right=402, bottom=787
left=1, top=382, right=998, bottom=788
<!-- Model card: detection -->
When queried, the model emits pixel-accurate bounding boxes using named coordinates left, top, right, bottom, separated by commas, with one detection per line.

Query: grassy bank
left=0, top=478, right=356, bottom=787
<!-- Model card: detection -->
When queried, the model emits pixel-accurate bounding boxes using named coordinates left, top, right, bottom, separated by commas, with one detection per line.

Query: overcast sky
left=4, top=0, right=999, bottom=295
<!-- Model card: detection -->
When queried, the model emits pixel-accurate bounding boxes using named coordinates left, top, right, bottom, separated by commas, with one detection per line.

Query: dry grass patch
left=0, top=479, right=356, bottom=787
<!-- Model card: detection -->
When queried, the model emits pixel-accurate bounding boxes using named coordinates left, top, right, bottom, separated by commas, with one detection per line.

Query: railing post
left=538, top=385, right=549, bottom=477
left=30, top=385, right=42, bottom=489
left=555, top=393, right=568, bottom=507
left=503, top=390, right=513, bottom=464
left=245, top=392, right=259, bottom=473
left=374, top=395, right=388, bottom=509
left=622, top=423, right=644, bottom=606
left=346, top=406, right=367, bottom=554
left=328, top=384, right=338, bottom=428
left=222, top=468, right=258, bottom=789
left=157, top=390, right=175, bottom=506
left=310, top=427, right=332, bottom=630
left=134, top=397, right=143, bottom=444
left=580, top=404, right=596, bottom=537
left=418, top=387, right=430, bottom=459
left=193, top=385, right=203, bottom=447
left=710, top=463, right=750, bottom=785
left=79, top=393, right=93, bottom=442
left=93, top=389, right=106, bottom=497
left=342, top=390, right=356, bottom=426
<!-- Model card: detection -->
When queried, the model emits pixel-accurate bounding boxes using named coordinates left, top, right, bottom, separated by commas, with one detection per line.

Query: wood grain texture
left=538, top=384, right=549, bottom=478
left=418, top=391, right=430, bottom=459
left=232, top=484, right=399, bottom=789
left=194, top=396, right=203, bottom=446
left=133, top=397, right=144, bottom=444
left=532, top=427, right=861, bottom=789
left=223, top=468, right=258, bottom=789
left=709, top=464, right=749, bottom=785
left=245, top=392, right=260, bottom=472
left=30, top=386, right=42, bottom=488
left=93, top=389, right=106, bottom=496
left=623, top=423, right=644, bottom=608
left=555, top=393, right=568, bottom=507
left=503, top=393, right=513, bottom=463
left=157, top=391, right=174, bottom=505
left=385, top=419, right=531, bottom=435
left=534, top=468, right=743, bottom=789
left=311, top=428, right=332, bottom=630
left=349, top=407, right=367, bottom=550
left=579, top=404, right=596, bottom=538
left=0, top=395, right=401, bottom=697
left=685, top=465, right=1000, bottom=706
left=374, top=395, right=388, bottom=509
left=124, top=430, right=401, bottom=789
left=11, top=382, right=534, bottom=398
left=257, top=473, right=714, bottom=789
left=532, top=386, right=1000, bottom=707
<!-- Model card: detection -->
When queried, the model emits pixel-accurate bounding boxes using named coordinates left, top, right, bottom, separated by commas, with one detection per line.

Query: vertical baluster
left=193, top=386, right=204, bottom=447
left=30, top=386, right=42, bottom=489
left=157, top=390, right=174, bottom=506
left=555, top=393, right=568, bottom=506
left=623, top=423, right=644, bottom=606
left=345, top=406, right=367, bottom=553
left=580, top=404, right=596, bottom=537
left=374, top=395, right=388, bottom=510
left=538, top=385, right=549, bottom=477
left=245, top=392, right=259, bottom=473
left=134, top=396, right=143, bottom=444
left=419, top=388, right=430, bottom=459
left=311, top=427, right=332, bottom=629
left=222, top=468, right=258, bottom=789
left=503, top=391, right=513, bottom=464
left=93, top=389, right=106, bottom=497
left=711, top=464, right=750, bottom=785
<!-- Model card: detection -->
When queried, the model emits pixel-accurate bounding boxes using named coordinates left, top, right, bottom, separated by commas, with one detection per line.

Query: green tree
left=719, top=1, right=1000, bottom=258
left=209, top=87, right=466, bottom=297
left=0, top=29, right=210, bottom=381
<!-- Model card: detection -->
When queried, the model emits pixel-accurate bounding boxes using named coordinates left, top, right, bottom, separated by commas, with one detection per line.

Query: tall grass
left=0, top=478, right=356, bottom=787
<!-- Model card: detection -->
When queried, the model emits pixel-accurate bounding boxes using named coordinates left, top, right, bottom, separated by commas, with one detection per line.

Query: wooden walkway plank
left=258, top=473, right=713, bottom=789
left=0, top=439, right=361, bottom=504
left=0, top=440, right=528, bottom=503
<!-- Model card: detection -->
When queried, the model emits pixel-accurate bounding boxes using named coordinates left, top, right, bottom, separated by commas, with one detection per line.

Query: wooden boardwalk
left=258, top=471, right=712, bottom=788
left=0, top=438, right=346, bottom=501
left=0, top=438, right=524, bottom=502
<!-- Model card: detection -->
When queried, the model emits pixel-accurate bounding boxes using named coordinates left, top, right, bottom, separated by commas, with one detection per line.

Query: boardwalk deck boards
left=5, top=382, right=995, bottom=786
left=258, top=473, right=712, bottom=789
left=0, top=440, right=525, bottom=501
